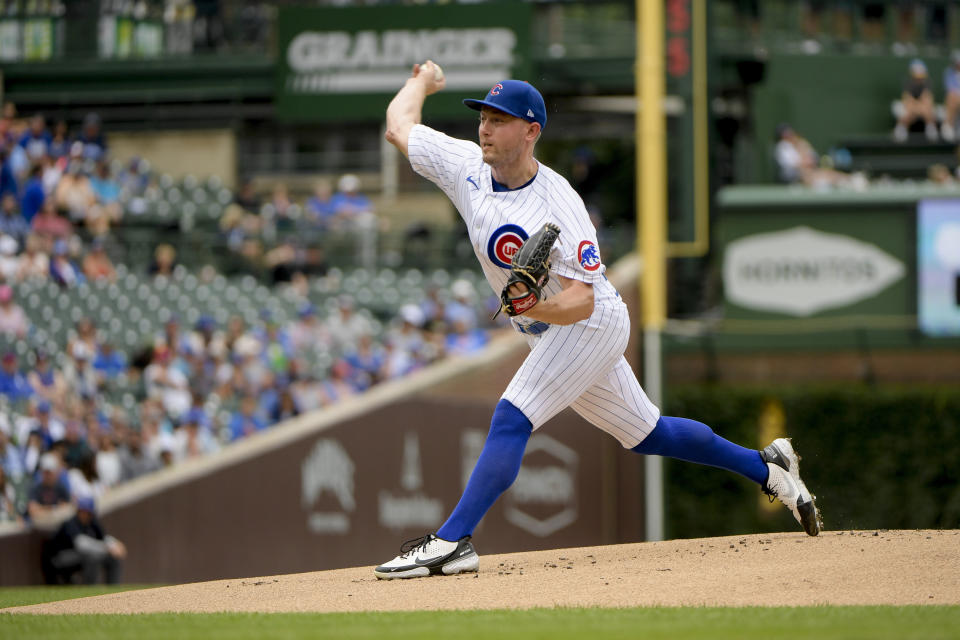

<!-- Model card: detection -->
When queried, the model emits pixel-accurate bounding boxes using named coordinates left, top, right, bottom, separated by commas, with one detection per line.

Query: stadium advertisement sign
left=718, top=212, right=912, bottom=319
left=277, top=4, right=533, bottom=122
left=918, top=200, right=960, bottom=336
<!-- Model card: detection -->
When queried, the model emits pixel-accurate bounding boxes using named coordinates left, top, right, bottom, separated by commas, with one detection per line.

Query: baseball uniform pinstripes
left=570, top=357, right=661, bottom=448
left=407, top=123, right=659, bottom=446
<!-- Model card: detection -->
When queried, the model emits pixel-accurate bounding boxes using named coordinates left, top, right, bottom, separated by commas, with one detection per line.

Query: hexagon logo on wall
left=504, top=434, right=578, bottom=537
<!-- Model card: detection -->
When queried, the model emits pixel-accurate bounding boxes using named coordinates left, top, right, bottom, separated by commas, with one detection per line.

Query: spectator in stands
left=260, top=315, right=293, bottom=374
left=27, top=453, right=71, bottom=525
left=331, top=173, right=372, bottom=222
left=774, top=123, right=849, bottom=188
left=82, top=238, right=117, bottom=283
left=145, top=345, right=191, bottom=420
left=234, top=178, right=261, bottom=214
left=942, top=51, right=960, bottom=143
left=50, top=239, right=83, bottom=288
left=0, top=284, right=29, bottom=338
left=0, top=102, right=18, bottom=146
left=28, top=349, right=67, bottom=407
left=380, top=338, right=417, bottom=381
left=19, top=114, right=51, bottom=164
left=88, top=160, right=122, bottom=235
left=95, top=433, right=122, bottom=489
left=67, top=452, right=102, bottom=503
left=93, top=341, right=127, bottom=382
left=229, top=393, right=267, bottom=441
left=20, top=163, right=45, bottom=225
left=0, top=429, right=24, bottom=482
left=271, top=387, right=300, bottom=423
left=55, top=158, right=96, bottom=223
left=386, top=304, right=431, bottom=368
left=117, top=157, right=149, bottom=197
left=328, top=295, right=372, bottom=351
left=894, top=59, right=938, bottom=142
left=76, top=113, right=108, bottom=162
left=20, top=430, right=44, bottom=477
left=16, top=234, right=49, bottom=282
left=0, top=463, right=22, bottom=525
left=118, top=428, right=159, bottom=482
left=323, top=359, right=358, bottom=403
left=148, top=243, right=177, bottom=278
left=289, top=303, right=331, bottom=355
left=263, top=236, right=302, bottom=284
left=0, top=148, right=18, bottom=200
left=19, top=400, right=64, bottom=452
left=70, top=317, right=100, bottom=362
left=444, top=317, right=489, bottom=357
left=62, top=342, right=100, bottom=401
left=172, top=408, right=219, bottom=462
left=0, top=351, right=33, bottom=402
left=45, top=496, right=125, bottom=584
left=305, top=179, right=336, bottom=228
left=48, top=120, right=70, bottom=161
left=344, top=334, right=385, bottom=391
left=0, top=194, right=28, bottom=251
left=0, top=235, right=20, bottom=282
left=447, top=279, right=480, bottom=330
left=31, top=199, right=73, bottom=248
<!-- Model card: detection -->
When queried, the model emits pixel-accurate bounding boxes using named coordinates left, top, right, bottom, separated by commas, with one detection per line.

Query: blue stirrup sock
left=437, top=399, right=532, bottom=541
left=632, top=415, right=768, bottom=485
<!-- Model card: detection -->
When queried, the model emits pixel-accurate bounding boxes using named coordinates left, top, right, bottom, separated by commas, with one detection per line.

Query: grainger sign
left=277, top=4, right=532, bottom=122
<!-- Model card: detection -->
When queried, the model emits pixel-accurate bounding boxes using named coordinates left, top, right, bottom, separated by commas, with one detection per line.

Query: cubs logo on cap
left=464, top=80, right=547, bottom=129
left=487, top=224, right=529, bottom=269
left=578, top=240, right=601, bottom=271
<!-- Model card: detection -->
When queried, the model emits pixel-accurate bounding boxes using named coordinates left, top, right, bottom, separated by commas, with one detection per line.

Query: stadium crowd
left=0, top=104, right=494, bottom=535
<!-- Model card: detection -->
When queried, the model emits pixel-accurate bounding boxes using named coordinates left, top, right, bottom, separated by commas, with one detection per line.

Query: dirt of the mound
left=5, top=529, right=958, bottom=615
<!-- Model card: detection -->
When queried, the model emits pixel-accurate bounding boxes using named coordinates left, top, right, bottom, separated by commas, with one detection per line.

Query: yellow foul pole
left=637, top=0, right=666, bottom=541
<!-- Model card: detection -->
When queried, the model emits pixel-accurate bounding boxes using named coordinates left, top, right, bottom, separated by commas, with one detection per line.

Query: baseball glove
left=496, top=222, right=561, bottom=318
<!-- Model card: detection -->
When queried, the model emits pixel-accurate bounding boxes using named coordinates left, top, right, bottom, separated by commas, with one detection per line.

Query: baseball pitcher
left=374, top=61, right=820, bottom=579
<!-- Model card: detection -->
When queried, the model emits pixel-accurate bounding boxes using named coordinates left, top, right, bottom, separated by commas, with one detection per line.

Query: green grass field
left=1, top=588, right=959, bottom=640
left=0, top=584, right=156, bottom=609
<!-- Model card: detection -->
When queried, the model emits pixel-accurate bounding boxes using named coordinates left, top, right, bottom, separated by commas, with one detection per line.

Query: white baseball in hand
left=432, top=63, right=445, bottom=82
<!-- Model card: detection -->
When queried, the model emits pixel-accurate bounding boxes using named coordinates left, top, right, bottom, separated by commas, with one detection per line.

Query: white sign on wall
left=286, top=28, right=516, bottom=93
left=723, top=226, right=905, bottom=316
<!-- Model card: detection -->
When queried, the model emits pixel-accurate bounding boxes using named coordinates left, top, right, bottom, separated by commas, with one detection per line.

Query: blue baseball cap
left=76, top=496, right=96, bottom=513
left=464, top=80, right=547, bottom=129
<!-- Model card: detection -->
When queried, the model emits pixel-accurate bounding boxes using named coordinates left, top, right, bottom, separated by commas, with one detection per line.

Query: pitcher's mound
left=6, top=529, right=959, bottom=614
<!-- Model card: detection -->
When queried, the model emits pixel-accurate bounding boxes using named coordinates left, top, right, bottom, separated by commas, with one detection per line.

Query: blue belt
left=515, top=321, right=550, bottom=336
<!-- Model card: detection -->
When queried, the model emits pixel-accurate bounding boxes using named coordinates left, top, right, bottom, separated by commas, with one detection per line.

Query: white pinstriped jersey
left=407, top=124, right=659, bottom=446
left=407, top=125, right=619, bottom=320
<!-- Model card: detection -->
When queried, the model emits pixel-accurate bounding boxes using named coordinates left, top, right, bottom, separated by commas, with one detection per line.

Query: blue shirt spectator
left=444, top=322, right=489, bottom=357
left=48, top=120, right=71, bottom=160
left=90, top=161, right=120, bottom=205
left=0, top=352, right=34, bottom=402
left=330, top=174, right=372, bottom=219
left=0, top=153, right=17, bottom=199
left=93, top=344, right=127, bottom=380
left=305, top=180, right=336, bottom=227
left=229, top=396, right=267, bottom=441
left=20, top=166, right=45, bottom=223
left=77, top=113, right=107, bottom=161
left=0, top=193, right=29, bottom=247
left=18, top=115, right=52, bottom=162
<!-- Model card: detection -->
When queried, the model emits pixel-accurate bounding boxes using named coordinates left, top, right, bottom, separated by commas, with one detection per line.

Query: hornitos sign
left=277, top=4, right=532, bottom=121
left=723, top=226, right=905, bottom=316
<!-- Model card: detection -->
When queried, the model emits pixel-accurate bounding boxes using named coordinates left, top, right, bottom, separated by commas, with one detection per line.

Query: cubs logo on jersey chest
left=487, top=224, right=528, bottom=269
